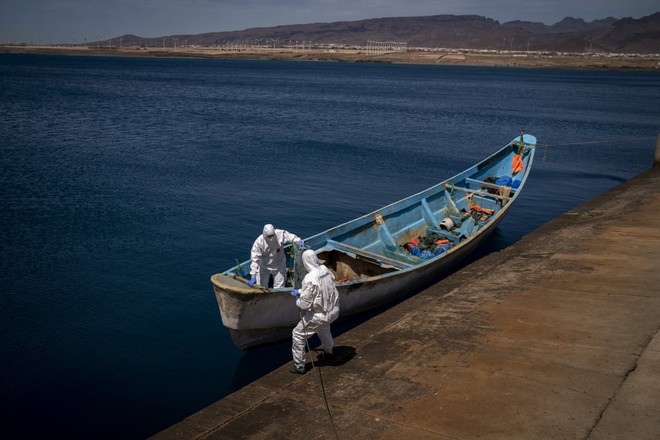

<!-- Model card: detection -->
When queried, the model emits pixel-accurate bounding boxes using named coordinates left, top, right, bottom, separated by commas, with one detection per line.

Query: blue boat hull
left=212, top=134, right=537, bottom=349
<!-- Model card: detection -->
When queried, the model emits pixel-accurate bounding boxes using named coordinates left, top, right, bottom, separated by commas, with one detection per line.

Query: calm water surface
left=1, top=54, right=658, bottom=438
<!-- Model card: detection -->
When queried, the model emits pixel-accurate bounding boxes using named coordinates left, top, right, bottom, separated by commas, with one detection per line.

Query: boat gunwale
left=212, top=136, right=536, bottom=299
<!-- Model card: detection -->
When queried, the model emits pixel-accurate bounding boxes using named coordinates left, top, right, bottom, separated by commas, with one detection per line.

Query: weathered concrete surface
left=153, top=167, right=660, bottom=440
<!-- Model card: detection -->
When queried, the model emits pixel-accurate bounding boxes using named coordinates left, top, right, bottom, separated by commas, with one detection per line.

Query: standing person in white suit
left=289, top=249, right=340, bottom=374
left=249, top=224, right=304, bottom=288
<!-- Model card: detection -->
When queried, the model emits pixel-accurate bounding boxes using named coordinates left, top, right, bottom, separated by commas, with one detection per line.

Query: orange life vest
left=405, top=237, right=420, bottom=250
left=511, top=154, right=523, bottom=174
left=470, top=205, right=494, bottom=215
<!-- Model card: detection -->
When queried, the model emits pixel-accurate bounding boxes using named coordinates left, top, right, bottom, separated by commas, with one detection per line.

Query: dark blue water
left=1, top=53, right=658, bottom=438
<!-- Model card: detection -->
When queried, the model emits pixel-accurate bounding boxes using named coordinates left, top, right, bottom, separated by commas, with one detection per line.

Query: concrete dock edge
left=153, top=166, right=660, bottom=440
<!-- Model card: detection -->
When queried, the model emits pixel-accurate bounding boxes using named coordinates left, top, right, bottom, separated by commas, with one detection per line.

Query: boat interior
left=314, top=174, right=520, bottom=282
left=229, top=142, right=530, bottom=286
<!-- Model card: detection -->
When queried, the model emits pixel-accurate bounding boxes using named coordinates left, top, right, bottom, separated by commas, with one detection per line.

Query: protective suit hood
left=302, top=249, right=320, bottom=273
left=262, top=224, right=276, bottom=240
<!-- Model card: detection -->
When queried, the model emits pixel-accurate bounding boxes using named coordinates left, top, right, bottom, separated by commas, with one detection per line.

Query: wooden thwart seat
left=465, top=177, right=514, bottom=191
left=325, top=239, right=412, bottom=270
left=445, top=182, right=512, bottom=202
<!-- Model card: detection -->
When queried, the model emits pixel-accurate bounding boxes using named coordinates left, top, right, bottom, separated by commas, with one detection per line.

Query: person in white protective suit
left=248, top=224, right=304, bottom=288
left=289, top=249, right=340, bottom=374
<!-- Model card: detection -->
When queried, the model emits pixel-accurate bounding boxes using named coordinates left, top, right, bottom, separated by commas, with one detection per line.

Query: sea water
left=1, top=53, right=658, bottom=438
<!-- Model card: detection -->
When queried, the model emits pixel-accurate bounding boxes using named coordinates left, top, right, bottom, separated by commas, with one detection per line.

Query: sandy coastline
left=2, top=44, right=660, bottom=70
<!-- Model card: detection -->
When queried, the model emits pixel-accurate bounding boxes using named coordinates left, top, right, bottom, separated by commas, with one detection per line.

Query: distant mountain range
left=116, top=13, right=660, bottom=53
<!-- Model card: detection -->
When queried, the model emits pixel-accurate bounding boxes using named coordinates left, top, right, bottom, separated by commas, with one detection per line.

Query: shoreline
left=2, top=45, right=660, bottom=71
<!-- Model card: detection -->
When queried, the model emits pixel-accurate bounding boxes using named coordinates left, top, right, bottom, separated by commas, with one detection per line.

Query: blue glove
left=297, top=240, right=305, bottom=248
left=248, top=277, right=256, bottom=287
left=291, top=289, right=300, bottom=297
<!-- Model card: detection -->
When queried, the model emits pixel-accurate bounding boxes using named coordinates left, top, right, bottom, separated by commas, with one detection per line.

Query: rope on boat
left=537, top=135, right=657, bottom=161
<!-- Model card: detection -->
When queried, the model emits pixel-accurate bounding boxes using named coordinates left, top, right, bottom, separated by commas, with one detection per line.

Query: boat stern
left=210, top=273, right=301, bottom=334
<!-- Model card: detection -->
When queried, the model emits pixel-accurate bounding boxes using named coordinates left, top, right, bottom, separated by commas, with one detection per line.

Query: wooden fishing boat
left=212, top=134, right=537, bottom=349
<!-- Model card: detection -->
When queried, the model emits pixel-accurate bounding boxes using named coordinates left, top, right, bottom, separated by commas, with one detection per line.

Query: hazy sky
left=1, top=0, right=658, bottom=44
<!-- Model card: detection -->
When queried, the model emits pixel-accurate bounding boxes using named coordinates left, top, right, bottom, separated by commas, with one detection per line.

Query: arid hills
left=2, top=13, right=659, bottom=70
left=112, top=12, right=660, bottom=54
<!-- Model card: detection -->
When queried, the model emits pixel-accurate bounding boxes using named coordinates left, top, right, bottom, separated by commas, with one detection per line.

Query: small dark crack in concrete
left=584, top=333, right=652, bottom=439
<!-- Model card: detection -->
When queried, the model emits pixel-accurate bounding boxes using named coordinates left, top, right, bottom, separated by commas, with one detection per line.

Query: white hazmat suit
left=291, top=249, right=340, bottom=371
left=250, top=224, right=301, bottom=288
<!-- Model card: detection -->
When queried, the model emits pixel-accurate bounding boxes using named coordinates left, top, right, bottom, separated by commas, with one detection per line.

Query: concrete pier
left=153, top=167, right=660, bottom=439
